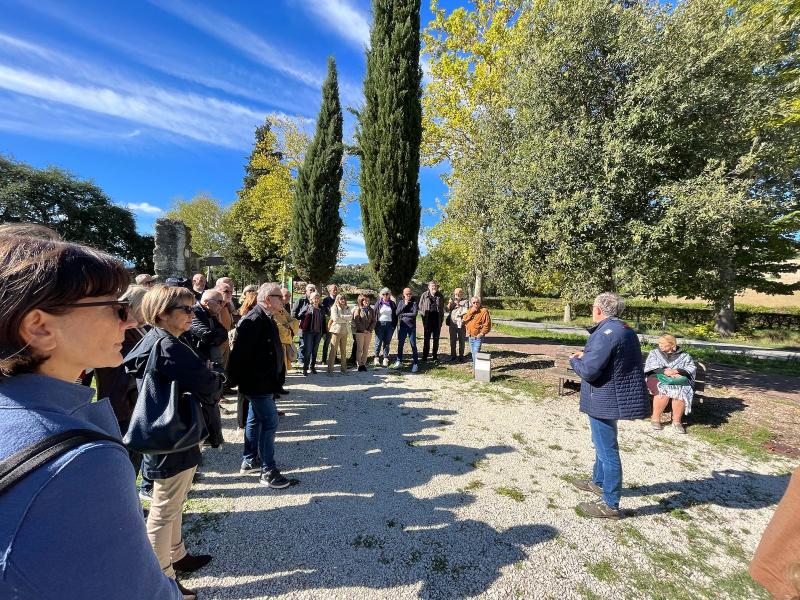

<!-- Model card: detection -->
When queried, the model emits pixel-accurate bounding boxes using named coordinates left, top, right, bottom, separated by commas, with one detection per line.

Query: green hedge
left=483, top=297, right=800, bottom=331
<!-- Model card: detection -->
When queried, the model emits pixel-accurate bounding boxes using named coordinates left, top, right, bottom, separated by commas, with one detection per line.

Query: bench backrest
left=554, top=346, right=575, bottom=372
left=694, top=361, right=706, bottom=394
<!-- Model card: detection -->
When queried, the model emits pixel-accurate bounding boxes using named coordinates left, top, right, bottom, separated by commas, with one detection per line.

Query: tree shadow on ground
left=626, top=469, right=790, bottom=516
left=686, top=395, right=748, bottom=429
left=189, top=371, right=557, bottom=598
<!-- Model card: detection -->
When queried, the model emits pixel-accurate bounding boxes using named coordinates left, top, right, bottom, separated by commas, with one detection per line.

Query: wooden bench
left=554, top=346, right=580, bottom=396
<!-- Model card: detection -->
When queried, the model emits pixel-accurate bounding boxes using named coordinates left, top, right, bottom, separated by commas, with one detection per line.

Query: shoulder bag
left=123, top=338, right=209, bottom=454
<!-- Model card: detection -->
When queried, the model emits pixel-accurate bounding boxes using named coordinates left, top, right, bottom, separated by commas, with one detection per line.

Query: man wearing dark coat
left=569, top=292, right=649, bottom=519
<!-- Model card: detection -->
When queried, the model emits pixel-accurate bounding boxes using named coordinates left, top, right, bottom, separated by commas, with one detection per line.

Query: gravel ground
left=181, top=367, right=794, bottom=599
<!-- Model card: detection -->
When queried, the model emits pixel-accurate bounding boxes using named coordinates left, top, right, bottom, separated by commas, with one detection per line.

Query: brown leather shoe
left=577, top=500, right=621, bottom=519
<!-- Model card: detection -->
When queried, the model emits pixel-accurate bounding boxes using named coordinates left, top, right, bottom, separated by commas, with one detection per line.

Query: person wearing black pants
left=418, top=281, right=445, bottom=362
left=320, top=284, right=338, bottom=363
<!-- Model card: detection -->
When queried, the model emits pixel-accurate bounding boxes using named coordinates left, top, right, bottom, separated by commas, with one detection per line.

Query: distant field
left=658, top=259, right=800, bottom=309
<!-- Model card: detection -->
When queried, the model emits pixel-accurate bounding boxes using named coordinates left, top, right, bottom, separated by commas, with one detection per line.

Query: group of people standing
left=290, top=281, right=493, bottom=375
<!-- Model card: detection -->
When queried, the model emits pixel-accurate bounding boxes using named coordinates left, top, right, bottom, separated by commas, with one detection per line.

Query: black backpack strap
left=0, top=429, right=121, bottom=494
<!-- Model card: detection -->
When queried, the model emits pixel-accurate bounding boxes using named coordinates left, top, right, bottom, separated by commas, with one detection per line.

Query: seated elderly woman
left=644, top=334, right=697, bottom=434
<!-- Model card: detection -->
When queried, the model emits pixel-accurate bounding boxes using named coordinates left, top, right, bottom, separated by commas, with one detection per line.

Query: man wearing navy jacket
left=569, top=292, right=649, bottom=519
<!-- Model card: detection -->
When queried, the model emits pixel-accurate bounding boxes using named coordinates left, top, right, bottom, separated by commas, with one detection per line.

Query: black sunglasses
left=56, top=300, right=131, bottom=322
left=169, top=305, right=194, bottom=315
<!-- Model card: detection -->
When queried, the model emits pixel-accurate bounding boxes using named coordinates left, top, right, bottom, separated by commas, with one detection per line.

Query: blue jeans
left=469, top=336, right=483, bottom=367
left=589, top=416, right=622, bottom=509
left=302, top=330, right=322, bottom=370
left=374, top=322, right=394, bottom=359
left=397, top=321, right=418, bottom=364
left=242, top=393, right=280, bottom=473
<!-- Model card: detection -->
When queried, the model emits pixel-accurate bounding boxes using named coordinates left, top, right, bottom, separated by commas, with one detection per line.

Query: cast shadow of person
left=626, top=469, right=790, bottom=517
left=189, top=376, right=559, bottom=597
left=189, top=490, right=558, bottom=599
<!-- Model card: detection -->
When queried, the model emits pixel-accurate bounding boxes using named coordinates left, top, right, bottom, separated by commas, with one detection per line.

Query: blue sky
left=0, top=0, right=458, bottom=264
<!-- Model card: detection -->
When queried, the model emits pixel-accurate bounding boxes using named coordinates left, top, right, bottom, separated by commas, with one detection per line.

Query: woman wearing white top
left=372, top=288, right=397, bottom=367
left=327, top=294, right=353, bottom=375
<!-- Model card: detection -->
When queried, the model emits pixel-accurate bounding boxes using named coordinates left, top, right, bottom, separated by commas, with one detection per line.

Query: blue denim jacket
left=0, top=374, right=181, bottom=600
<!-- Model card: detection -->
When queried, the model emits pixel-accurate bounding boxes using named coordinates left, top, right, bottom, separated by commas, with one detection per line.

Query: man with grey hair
left=568, top=292, right=649, bottom=519
left=191, top=289, right=228, bottom=365
left=227, top=283, right=296, bottom=489
left=418, top=281, right=445, bottom=362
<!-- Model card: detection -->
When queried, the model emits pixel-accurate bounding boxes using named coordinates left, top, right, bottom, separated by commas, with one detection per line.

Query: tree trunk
left=714, top=265, right=737, bottom=337
left=563, top=302, right=572, bottom=323
left=474, top=271, right=483, bottom=299
left=714, top=295, right=736, bottom=337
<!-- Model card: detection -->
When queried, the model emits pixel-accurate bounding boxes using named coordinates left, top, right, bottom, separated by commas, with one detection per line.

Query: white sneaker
left=411, top=363, right=419, bottom=373
left=382, top=357, right=389, bottom=367
left=391, top=360, right=401, bottom=369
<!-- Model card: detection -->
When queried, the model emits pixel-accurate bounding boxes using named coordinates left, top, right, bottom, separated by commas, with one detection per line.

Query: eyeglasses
left=169, top=305, right=194, bottom=315
left=207, top=299, right=224, bottom=305
left=268, top=294, right=283, bottom=299
left=472, top=301, right=481, bottom=305
left=56, top=300, right=130, bottom=322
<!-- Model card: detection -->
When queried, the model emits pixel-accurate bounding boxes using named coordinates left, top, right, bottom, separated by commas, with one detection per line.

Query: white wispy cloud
left=297, top=0, right=371, bottom=49
left=341, top=226, right=368, bottom=263
left=127, top=202, right=163, bottom=214
left=151, top=0, right=325, bottom=88
left=0, top=64, right=265, bottom=149
left=8, top=4, right=320, bottom=115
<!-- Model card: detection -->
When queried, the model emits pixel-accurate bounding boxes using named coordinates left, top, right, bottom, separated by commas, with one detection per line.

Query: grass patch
left=690, top=422, right=775, bottom=460
left=511, top=432, right=527, bottom=444
left=422, top=365, right=472, bottom=381
left=470, top=458, right=488, bottom=469
left=576, top=584, right=602, bottom=600
left=586, top=559, right=619, bottom=583
left=352, top=534, right=384, bottom=549
left=548, top=443, right=563, bottom=451
left=495, top=486, right=525, bottom=502
left=670, top=508, right=692, bottom=521
left=460, top=480, right=485, bottom=492
left=493, top=322, right=588, bottom=345
left=430, top=555, right=448, bottom=573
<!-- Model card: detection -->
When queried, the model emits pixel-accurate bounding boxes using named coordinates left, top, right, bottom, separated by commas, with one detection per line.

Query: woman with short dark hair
left=0, top=227, right=183, bottom=599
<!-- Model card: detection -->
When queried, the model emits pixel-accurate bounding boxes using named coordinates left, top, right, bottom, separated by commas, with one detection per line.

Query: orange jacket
left=463, top=307, right=492, bottom=338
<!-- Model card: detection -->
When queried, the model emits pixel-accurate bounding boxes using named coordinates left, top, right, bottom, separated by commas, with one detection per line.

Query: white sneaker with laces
left=382, top=357, right=389, bottom=367
left=391, top=360, right=401, bottom=369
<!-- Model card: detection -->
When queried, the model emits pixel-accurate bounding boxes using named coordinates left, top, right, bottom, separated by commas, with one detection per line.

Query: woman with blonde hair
left=644, top=334, right=697, bottom=434
left=124, top=284, right=224, bottom=598
left=327, top=294, right=353, bottom=375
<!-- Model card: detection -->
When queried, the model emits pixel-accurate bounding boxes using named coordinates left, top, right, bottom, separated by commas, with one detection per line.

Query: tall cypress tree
left=290, top=57, right=344, bottom=286
left=357, top=0, right=422, bottom=295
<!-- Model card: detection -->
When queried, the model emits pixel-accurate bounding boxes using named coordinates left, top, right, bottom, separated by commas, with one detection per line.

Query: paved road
left=495, top=319, right=800, bottom=363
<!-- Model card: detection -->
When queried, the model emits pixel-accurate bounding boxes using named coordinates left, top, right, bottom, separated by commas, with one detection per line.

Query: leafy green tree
left=0, top=155, right=152, bottom=271
left=290, top=57, right=344, bottom=287
left=165, top=193, right=226, bottom=258
left=223, top=118, right=298, bottom=283
left=424, top=0, right=799, bottom=333
left=357, top=0, right=423, bottom=295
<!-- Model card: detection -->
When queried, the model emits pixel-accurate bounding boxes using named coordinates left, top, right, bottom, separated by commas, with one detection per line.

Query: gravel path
left=181, top=368, right=793, bottom=599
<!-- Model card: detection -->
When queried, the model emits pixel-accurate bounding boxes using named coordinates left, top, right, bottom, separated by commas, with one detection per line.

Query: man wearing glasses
left=227, top=283, right=296, bottom=489
left=190, top=289, right=228, bottom=366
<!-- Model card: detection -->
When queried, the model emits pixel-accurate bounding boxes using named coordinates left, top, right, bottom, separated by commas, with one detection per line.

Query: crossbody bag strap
left=0, top=429, right=121, bottom=495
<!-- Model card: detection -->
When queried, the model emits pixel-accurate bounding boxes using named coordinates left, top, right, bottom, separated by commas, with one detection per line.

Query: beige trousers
left=355, top=332, right=373, bottom=367
left=327, top=332, right=349, bottom=373
left=146, top=466, right=196, bottom=579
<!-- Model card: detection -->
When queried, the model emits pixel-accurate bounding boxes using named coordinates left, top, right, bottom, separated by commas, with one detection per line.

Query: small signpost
left=474, top=352, right=491, bottom=382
